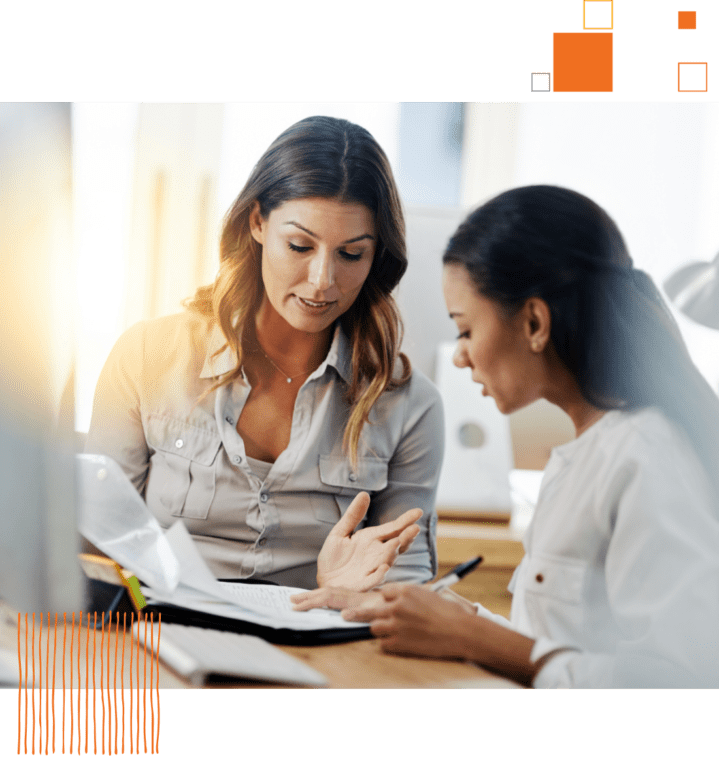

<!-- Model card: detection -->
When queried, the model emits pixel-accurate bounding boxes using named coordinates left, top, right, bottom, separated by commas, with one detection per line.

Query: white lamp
left=663, top=251, right=719, bottom=330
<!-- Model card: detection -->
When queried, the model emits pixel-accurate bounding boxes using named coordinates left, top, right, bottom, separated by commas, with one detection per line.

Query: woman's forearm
left=454, top=613, right=538, bottom=687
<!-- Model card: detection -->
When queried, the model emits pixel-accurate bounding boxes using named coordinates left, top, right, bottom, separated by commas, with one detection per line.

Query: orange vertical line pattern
left=45, top=612, right=50, bottom=754
left=85, top=616, right=90, bottom=754
left=156, top=613, right=161, bottom=754
left=121, top=613, right=126, bottom=754
left=69, top=612, right=74, bottom=755
left=92, top=612, right=97, bottom=755
left=136, top=614, right=140, bottom=755
left=17, top=613, right=22, bottom=755
left=114, top=612, right=119, bottom=755
left=143, top=614, right=147, bottom=754
left=150, top=612, right=155, bottom=754
left=77, top=611, right=82, bottom=756
left=102, top=613, right=112, bottom=756
left=129, top=613, right=134, bottom=755
left=100, top=613, right=105, bottom=755
left=62, top=613, right=66, bottom=754
left=106, top=610, right=112, bottom=753
left=52, top=613, right=57, bottom=753
left=24, top=614, right=29, bottom=755
left=32, top=613, right=36, bottom=755
left=38, top=613, right=42, bottom=753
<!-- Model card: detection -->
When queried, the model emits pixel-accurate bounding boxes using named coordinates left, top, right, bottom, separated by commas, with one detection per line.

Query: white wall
left=511, top=102, right=719, bottom=391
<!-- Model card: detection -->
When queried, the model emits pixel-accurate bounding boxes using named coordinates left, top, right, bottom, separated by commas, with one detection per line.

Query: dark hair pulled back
left=443, top=184, right=719, bottom=503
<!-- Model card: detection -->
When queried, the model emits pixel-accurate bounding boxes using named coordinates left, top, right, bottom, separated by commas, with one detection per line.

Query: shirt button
left=348, top=472, right=357, bottom=482
left=232, top=454, right=242, bottom=464
left=175, top=438, right=184, bottom=449
left=225, top=416, right=234, bottom=426
left=260, top=493, right=269, bottom=503
left=535, top=573, right=544, bottom=583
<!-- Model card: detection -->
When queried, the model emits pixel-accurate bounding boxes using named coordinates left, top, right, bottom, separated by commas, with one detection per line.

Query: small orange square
left=678, top=11, right=696, bottom=29
left=554, top=33, right=613, bottom=92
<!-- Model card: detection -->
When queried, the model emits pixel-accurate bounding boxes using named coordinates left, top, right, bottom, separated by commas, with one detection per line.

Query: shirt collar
left=199, top=321, right=352, bottom=383
left=324, top=323, right=351, bottom=383
left=200, top=323, right=237, bottom=379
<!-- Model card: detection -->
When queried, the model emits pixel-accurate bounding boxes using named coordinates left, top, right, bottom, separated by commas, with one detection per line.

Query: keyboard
left=134, top=622, right=328, bottom=687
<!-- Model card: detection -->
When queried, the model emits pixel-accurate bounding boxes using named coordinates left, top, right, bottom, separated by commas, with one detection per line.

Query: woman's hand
left=344, top=583, right=478, bottom=659
left=337, top=583, right=538, bottom=686
left=315, top=492, right=422, bottom=591
left=290, top=586, right=385, bottom=614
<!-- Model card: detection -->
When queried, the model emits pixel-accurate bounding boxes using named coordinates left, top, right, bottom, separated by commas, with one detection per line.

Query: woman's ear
left=248, top=202, right=265, bottom=245
left=523, top=297, right=551, bottom=353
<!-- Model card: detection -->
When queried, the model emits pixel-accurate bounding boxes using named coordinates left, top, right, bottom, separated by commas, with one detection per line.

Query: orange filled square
left=554, top=33, right=613, bottom=92
left=678, top=11, right=696, bottom=29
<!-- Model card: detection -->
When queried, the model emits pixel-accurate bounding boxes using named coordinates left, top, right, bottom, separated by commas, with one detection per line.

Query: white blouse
left=477, top=408, right=719, bottom=688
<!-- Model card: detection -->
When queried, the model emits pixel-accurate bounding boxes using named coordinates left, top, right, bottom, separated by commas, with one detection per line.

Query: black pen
left=429, top=555, right=483, bottom=592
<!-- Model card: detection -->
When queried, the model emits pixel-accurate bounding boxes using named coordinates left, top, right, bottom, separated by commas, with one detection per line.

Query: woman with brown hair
left=86, top=115, right=443, bottom=591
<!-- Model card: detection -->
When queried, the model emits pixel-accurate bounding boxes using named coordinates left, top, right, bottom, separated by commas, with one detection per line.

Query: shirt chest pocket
left=520, top=554, right=587, bottom=605
left=313, top=454, right=390, bottom=524
left=145, top=416, right=222, bottom=521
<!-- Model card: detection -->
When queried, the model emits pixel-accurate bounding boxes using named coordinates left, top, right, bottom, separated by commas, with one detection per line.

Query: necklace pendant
left=287, top=377, right=292, bottom=383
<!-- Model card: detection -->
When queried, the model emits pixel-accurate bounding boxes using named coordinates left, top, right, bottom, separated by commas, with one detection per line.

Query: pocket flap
left=523, top=555, right=587, bottom=604
left=146, top=415, right=222, bottom=466
left=319, top=454, right=389, bottom=492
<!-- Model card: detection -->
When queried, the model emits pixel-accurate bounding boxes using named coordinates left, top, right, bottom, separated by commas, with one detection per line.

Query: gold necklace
left=260, top=347, right=314, bottom=383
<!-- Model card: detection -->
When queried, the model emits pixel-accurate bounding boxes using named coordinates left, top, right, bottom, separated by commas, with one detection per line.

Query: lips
left=298, top=297, right=332, bottom=308
left=294, top=295, right=336, bottom=315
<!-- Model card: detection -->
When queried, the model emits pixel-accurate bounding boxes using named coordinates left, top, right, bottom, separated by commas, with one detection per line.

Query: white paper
left=147, top=520, right=367, bottom=632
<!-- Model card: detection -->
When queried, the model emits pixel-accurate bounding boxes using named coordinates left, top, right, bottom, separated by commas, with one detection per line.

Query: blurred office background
left=70, top=102, right=719, bottom=470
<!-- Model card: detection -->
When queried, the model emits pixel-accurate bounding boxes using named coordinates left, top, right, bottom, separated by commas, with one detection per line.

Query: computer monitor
left=0, top=103, right=83, bottom=617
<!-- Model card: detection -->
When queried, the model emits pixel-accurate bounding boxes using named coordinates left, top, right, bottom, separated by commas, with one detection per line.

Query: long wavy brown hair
left=186, top=115, right=411, bottom=466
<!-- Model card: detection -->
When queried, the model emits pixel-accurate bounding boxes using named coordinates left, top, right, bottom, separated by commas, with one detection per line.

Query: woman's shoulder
left=592, top=407, right=712, bottom=495
left=599, top=407, right=688, bottom=451
left=112, top=310, right=216, bottom=355
left=389, top=361, right=442, bottom=406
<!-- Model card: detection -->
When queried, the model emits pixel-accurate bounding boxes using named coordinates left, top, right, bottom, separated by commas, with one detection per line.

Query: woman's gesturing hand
left=315, top=492, right=422, bottom=591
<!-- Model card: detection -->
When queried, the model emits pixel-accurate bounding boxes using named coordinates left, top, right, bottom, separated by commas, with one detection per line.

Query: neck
left=538, top=349, right=607, bottom=438
left=251, top=297, right=333, bottom=377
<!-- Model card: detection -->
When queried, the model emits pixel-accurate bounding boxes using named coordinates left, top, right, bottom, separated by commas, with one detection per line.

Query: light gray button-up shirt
left=85, top=311, right=443, bottom=589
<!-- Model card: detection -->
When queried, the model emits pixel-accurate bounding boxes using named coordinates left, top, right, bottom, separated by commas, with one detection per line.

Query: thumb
left=329, top=491, right=370, bottom=538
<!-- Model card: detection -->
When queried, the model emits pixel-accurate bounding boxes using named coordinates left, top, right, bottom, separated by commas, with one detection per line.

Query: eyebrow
left=283, top=220, right=376, bottom=243
left=448, top=312, right=464, bottom=319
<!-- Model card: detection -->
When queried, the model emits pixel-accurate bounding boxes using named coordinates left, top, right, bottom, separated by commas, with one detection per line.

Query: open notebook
left=77, top=454, right=371, bottom=644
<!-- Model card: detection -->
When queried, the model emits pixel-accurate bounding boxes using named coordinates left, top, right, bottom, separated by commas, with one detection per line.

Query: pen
left=429, top=555, right=483, bottom=592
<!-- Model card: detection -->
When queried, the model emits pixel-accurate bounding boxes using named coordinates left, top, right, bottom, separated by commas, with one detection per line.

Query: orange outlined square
left=582, top=0, right=616, bottom=30
left=677, top=61, right=709, bottom=93
left=678, top=11, right=696, bottom=29
left=554, top=33, right=613, bottom=92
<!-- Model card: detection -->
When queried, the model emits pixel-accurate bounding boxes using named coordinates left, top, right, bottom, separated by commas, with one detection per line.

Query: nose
left=308, top=249, right=335, bottom=292
left=453, top=343, right=470, bottom=369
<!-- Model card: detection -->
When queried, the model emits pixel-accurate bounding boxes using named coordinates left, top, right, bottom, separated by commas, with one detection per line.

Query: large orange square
left=554, top=33, right=613, bottom=92
left=678, top=11, right=696, bottom=29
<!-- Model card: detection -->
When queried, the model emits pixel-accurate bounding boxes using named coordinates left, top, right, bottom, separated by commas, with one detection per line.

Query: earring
left=532, top=340, right=541, bottom=352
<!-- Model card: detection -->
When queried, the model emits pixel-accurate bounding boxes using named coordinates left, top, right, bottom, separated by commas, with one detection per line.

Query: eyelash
left=288, top=243, right=363, bottom=261
left=456, top=331, right=470, bottom=340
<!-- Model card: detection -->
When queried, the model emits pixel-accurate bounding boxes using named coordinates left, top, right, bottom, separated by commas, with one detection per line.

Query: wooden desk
left=2, top=605, right=517, bottom=691
left=436, top=511, right=529, bottom=618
